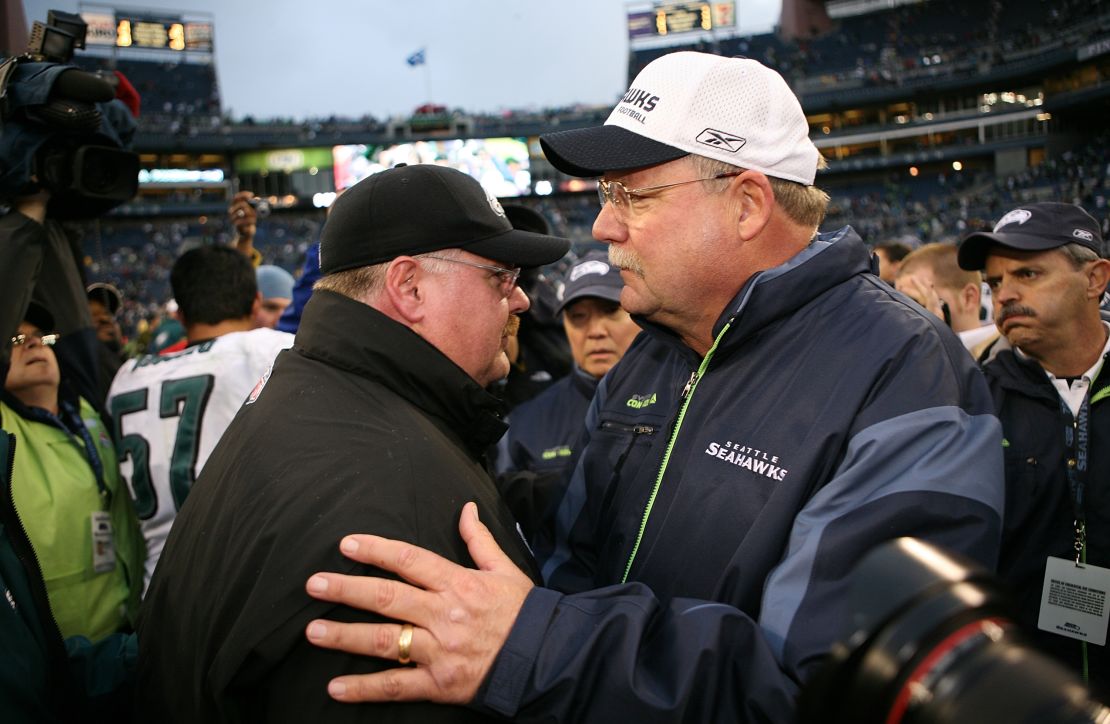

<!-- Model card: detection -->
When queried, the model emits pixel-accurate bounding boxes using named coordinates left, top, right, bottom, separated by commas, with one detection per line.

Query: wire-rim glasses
left=597, top=171, right=742, bottom=215
left=422, top=255, right=522, bottom=298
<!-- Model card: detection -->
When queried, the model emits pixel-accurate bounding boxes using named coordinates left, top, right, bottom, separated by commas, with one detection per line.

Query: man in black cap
left=85, top=282, right=126, bottom=404
left=957, top=201, right=1110, bottom=694
left=497, top=250, right=638, bottom=480
left=135, top=164, right=569, bottom=722
left=495, top=251, right=640, bottom=552
left=493, top=204, right=572, bottom=410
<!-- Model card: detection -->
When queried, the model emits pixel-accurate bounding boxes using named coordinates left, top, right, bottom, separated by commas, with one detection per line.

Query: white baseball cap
left=540, top=52, right=819, bottom=185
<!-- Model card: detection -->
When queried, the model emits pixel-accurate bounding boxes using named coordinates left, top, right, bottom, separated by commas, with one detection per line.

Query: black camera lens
left=799, top=538, right=1110, bottom=724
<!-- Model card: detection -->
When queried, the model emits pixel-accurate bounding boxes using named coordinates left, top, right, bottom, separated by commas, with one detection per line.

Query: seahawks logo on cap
left=696, top=129, right=747, bottom=153
left=485, top=189, right=506, bottom=217
left=1074, top=229, right=1095, bottom=242
left=994, top=209, right=1032, bottom=231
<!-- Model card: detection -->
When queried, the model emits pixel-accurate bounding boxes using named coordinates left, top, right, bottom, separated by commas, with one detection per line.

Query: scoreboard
left=81, top=10, right=213, bottom=52
left=628, top=2, right=736, bottom=40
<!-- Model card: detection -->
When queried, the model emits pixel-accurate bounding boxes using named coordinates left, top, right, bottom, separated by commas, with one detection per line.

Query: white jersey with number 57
left=107, top=328, right=294, bottom=590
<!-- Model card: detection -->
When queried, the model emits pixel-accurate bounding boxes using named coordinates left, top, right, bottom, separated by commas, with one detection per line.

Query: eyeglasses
left=422, top=255, right=522, bottom=298
left=10, top=331, right=60, bottom=347
left=597, top=171, right=743, bottom=217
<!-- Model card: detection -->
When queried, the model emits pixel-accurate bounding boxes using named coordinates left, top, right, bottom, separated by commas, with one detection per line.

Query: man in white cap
left=302, top=53, right=1004, bottom=722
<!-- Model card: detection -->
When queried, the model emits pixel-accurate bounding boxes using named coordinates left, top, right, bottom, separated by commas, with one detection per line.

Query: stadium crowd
left=72, top=130, right=1110, bottom=344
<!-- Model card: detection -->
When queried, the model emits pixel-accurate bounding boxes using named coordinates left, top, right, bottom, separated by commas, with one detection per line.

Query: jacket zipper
left=621, top=320, right=734, bottom=583
left=601, top=421, right=657, bottom=436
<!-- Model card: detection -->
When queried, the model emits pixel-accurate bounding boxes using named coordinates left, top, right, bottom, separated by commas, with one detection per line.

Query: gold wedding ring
left=397, top=623, right=413, bottom=664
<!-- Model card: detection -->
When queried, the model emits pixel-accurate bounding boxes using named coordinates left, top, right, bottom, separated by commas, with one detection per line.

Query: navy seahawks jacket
left=496, top=365, right=598, bottom=478
left=495, top=366, right=599, bottom=555
left=983, top=331, right=1110, bottom=696
left=473, top=227, right=1005, bottom=723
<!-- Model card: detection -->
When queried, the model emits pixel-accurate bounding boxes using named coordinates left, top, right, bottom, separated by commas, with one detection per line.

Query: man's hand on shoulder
left=303, top=502, right=534, bottom=704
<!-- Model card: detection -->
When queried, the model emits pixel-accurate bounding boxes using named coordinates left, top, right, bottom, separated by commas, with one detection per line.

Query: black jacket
left=984, top=331, right=1110, bottom=695
left=137, top=290, right=540, bottom=722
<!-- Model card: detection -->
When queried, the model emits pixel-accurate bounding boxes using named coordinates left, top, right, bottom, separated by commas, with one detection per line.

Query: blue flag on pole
left=406, top=48, right=426, bottom=66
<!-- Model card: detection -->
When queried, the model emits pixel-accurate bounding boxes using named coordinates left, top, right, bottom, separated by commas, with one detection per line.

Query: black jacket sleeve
left=0, top=210, right=101, bottom=411
left=0, top=210, right=47, bottom=376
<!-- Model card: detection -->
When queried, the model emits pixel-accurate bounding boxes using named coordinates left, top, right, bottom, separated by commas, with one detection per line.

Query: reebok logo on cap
left=696, top=129, right=747, bottom=153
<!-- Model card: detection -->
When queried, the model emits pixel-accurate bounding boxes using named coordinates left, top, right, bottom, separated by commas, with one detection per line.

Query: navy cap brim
left=466, top=228, right=570, bottom=268
left=957, top=231, right=1076, bottom=270
left=540, top=125, right=688, bottom=178
left=557, top=282, right=624, bottom=314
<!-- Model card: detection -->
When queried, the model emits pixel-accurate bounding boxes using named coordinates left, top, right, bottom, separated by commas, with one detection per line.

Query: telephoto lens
left=799, top=538, right=1110, bottom=724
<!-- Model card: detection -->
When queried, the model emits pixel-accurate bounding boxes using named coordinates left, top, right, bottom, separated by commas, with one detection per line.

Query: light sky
left=21, top=0, right=781, bottom=120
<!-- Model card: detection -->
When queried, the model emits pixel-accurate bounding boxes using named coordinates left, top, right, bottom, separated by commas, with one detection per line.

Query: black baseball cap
left=958, top=202, right=1104, bottom=271
left=503, top=204, right=551, bottom=235
left=22, top=301, right=55, bottom=333
left=557, top=250, right=624, bottom=314
left=86, top=282, right=122, bottom=314
left=318, top=164, right=570, bottom=275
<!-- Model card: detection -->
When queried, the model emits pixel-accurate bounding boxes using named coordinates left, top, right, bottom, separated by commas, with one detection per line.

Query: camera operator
left=2, top=190, right=143, bottom=722
left=1, top=13, right=146, bottom=719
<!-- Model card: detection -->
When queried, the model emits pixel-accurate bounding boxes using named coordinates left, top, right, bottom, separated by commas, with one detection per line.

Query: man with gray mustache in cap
left=958, top=201, right=1110, bottom=695
left=135, top=163, right=569, bottom=722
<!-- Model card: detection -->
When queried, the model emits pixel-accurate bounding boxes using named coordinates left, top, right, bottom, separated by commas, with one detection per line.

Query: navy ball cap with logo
left=957, top=202, right=1104, bottom=271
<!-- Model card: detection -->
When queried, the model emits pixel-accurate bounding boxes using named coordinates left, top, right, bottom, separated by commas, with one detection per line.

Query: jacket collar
left=570, top=364, right=601, bottom=397
left=295, top=290, right=508, bottom=456
left=984, top=326, right=1110, bottom=403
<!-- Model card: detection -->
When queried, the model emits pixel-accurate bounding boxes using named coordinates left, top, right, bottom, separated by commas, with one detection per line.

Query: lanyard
left=1061, top=390, right=1090, bottom=565
left=31, top=400, right=111, bottom=507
